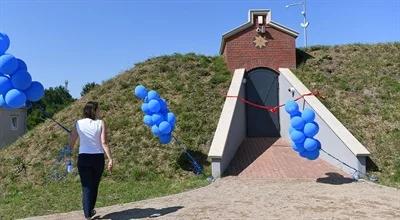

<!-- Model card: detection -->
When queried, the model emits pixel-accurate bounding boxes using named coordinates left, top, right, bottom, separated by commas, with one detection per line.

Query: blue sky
left=1, top=0, right=399, bottom=97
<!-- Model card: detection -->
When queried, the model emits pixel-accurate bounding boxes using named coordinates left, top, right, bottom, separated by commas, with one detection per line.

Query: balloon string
left=225, top=91, right=321, bottom=113
left=40, top=108, right=71, bottom=133
left=320, top=148, right=361, bottom=174
left=320, top=148, right=370, bottom=179
left=172, top=135, right=203, bottom=174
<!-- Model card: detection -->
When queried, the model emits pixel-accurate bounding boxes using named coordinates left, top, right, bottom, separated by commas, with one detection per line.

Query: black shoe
left=90, top=209, right=96, bottom=217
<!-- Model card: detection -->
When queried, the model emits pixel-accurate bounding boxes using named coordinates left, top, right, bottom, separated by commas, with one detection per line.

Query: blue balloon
left=141, top=103, right=151, bottom=114
left=316, top=139, right=321, bottom=150
left=300, top=149, right=320, bottom=160
left=11, top=70, right=32, bottom=90
left=292, top=142, right=306, bottom=153
left=144, top=96, right=149, bottom=103
left=290, top=130, right=305, bottom=144
left=160, top=107, right=169, bottom=114
left=0, top=54, right=18, bottom=75
left=160, top=112, right=168, bottom=121
left=290, top=110, right=301, bottom=118
left=159, top=133, right=172, bottom=144
left=0, top=33, right=10, bottom=55
left=148, top=99, right=161, bottom=113
left=134, top=85, right=147, bottom=100
left=303, top=122, right=319, bottom=137
left=289, top=126, right=294, bottom=134
left=147, top=90, right=159, bottom=100
left=285, top=100, right=299, bottom=115
left=0, top=95, right=11, bottom=110
left=159, top=98, right=168, bottom=112
left=151, top=113, right=164, bottom=125
left=0, top=75, right=12, bottom=96
left=304, top=138, right=318, bottom=151
left=158, top=121, right=172, bottom=134
left=5, top=89, right=26, bottom=108
left=24, top=81, right=44, bottom=102
left=14, top=59, right=27, bottom=74
left=143, top=115, right=153, bottom=126
left=302, top=108, right=316, bottom=123
left=291, top=116, right=305, bottom=130
left=167, top=112, right=176, bottom=125
left=0, top=94, right=6, bottom=107
left=151, top=125, right=160, bottom=137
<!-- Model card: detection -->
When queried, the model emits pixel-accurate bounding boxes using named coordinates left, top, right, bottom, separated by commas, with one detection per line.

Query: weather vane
left=286, top=0, right=309, bottom=48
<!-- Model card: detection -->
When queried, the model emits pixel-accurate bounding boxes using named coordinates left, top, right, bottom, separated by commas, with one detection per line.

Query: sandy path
left=24, top=177, right=400, bottom=220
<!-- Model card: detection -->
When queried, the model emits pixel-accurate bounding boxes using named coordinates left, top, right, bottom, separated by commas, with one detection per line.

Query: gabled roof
left=220, top=9, right=299, bottom=54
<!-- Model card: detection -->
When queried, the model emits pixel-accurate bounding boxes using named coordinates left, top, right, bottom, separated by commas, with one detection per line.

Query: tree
left=81, top=82, right=99, bottom=97
left=27, top=86, right=75, bottom=130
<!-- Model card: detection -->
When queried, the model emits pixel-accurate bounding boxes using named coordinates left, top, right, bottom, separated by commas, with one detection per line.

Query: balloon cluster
left=0, top=32, right=44, bottom=109
left=285, top=100, right=321, bottom=160
left=134, top=85, right=176, bottom=144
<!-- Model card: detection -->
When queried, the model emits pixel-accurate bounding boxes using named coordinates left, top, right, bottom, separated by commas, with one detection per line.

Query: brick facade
left=221, top=13, right=297, bottom=73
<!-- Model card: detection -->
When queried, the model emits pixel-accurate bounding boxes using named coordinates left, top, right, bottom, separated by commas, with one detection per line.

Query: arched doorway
left=245, top=67, right=280, bottom=137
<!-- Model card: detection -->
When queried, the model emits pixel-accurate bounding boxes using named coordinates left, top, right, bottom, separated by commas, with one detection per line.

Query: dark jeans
left=78, top=153, right=104, bottom=218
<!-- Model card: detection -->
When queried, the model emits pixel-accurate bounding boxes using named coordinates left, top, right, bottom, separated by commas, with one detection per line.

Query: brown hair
left=83, top=101, right=99, bottom=120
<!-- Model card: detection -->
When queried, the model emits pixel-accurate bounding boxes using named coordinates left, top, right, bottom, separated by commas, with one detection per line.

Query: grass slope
left=0, top=54, right=232, bottom=219
left=295, top=43, right=400, bottom=187
left=1, top=43, right=399, bottom=218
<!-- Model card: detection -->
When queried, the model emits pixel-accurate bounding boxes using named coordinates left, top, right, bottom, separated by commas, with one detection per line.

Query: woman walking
left=69, top=101, right=113, bottom=219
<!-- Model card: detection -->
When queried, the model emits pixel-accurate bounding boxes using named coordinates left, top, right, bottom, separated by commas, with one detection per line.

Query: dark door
left=246, top=68, right=280, bottom=137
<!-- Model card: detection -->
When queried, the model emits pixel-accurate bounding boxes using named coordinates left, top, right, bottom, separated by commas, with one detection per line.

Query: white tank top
left=76, top=118, right=104, bottom=154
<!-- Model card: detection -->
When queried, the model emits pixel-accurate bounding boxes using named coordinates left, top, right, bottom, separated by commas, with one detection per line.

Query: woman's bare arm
left=101, top=120, right=113, bottom=171
left=68, top=123, right=78, bottom=149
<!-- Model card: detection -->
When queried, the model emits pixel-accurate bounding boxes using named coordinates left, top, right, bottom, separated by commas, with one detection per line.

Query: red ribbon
left=226, top=91, right=321, bottom=113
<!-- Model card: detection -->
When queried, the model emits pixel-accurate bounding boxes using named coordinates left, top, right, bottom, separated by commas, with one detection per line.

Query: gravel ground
left=24, top=177, right=400, bottom=220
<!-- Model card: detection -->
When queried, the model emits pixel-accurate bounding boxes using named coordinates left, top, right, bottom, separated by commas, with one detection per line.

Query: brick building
left=220, top=9, right=298, bottom=72
left=209, top=9, right=370, bottom=180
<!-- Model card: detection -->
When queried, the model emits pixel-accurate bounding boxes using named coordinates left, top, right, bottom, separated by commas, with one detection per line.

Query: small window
left=257, top=16, right=264, bottom=25
left=10, top=116, right=18, bottom=130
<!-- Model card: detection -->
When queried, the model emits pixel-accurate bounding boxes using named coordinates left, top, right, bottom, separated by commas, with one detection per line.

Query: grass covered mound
left=295, top=43, right=400, bottom=187
left=1, top=43, right=399, bottom=219
left=0, top=54, right=232, bottom=219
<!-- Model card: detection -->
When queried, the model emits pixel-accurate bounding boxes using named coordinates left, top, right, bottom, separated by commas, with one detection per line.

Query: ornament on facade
left=253, top=35, right=268, bottom=49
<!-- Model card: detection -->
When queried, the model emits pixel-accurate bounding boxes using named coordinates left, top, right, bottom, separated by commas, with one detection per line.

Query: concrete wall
left=208, top=69, right=247, bottom=178
left=0, top=108, right=27, bottom=148
left=278, top=68, right=370, bottom=178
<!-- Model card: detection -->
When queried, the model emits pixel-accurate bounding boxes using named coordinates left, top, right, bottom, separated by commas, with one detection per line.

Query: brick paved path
left=225, top=137, right=348, bottom=179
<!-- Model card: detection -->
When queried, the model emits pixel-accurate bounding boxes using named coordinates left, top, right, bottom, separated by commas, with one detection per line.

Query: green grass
left=0, top=53, right=231, bottom=219
left=0, top=175, right=208, bottom=219
left=294, top=42, right=400, bottom=187
left=1, top=44, right=400, bottom=218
